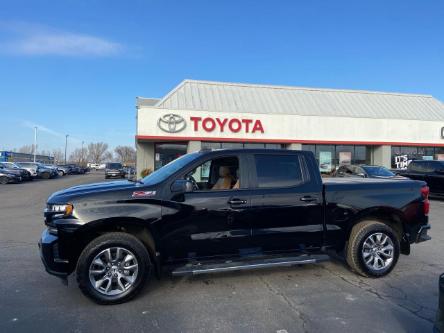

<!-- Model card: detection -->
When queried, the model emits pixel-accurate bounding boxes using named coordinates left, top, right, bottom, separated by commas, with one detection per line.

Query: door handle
left=300, top=196, right=317, bottom=202
left=228, top=198, right=247, bottom=205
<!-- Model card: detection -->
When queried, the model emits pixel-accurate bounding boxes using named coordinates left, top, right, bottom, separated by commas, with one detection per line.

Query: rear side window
left=254, top=154, right=304, bottom=188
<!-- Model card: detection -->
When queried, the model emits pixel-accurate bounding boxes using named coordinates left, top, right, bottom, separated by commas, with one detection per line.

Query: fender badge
left=132, top=191, right=156, bottom=198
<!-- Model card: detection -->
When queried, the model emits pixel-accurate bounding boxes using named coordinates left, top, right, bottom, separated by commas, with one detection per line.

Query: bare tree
left=114, top=146, right=136, bottom=165
left=87, top=142, right=110, bottom=164
left=18, top=145, right=34, bottom=154
left=52, top=149, right=64, bottom=164
left=69, top=148, right=88, bottom=166
left=40, top=149, right=50, bottom=157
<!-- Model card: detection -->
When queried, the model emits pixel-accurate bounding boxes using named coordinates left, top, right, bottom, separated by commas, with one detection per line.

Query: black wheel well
left=72, top=219, right=160, bottom=276
left=346, top=210, right=410, bottom=255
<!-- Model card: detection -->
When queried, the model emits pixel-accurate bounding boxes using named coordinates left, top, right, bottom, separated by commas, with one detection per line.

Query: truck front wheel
left=346, top=221, right=400, bottom=277
left=76, top=232, right=151, bottom=304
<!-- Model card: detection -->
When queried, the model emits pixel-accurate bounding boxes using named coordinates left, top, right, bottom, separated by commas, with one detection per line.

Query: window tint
left=408, top=161, right=432, bottom=173
left=255, top=154, right=304, bottom=188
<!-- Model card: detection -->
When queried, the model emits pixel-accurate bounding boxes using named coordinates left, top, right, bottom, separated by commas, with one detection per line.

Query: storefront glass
left=391, top=146, right=444, bottom=169
left=302, top=144, right=370, bottom=173
left=154, top=143, right=187, bottom=170
left=202, top=142, right=285, bottom=150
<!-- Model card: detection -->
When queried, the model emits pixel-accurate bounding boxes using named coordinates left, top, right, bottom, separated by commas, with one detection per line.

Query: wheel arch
left=71, top=217, right=161, bottom=277
left=345, top=207, right=410, bottom=255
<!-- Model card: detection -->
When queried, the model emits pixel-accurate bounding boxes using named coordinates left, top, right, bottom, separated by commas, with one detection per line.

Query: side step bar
left=172, top=254, right=330, bottom=276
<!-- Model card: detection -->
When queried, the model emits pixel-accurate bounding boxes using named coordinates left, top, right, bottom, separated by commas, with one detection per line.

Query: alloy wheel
left=362, top=232, right=394, bottom=271
left=89, top=247, right=139, bottom=296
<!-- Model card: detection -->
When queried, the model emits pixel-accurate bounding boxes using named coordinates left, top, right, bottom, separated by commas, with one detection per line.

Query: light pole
left=81, top=141, right=85, bottom=165
left=33, top=126, right=38, bottom=162
left=64, top=134, right=69, bottom=164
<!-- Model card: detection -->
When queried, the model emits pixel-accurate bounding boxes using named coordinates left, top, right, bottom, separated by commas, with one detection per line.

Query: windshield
left=141, top=152, right=201, bottom=186
left=17, top=162, right=34, bottom=167
left=106, top=163, right=122, bottom=169
left=362, top=166, right=395, bottom=177
left=1, top=162, right=19, bottom=168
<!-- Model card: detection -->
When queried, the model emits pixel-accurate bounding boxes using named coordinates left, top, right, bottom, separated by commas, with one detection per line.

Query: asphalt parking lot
left=0, top=173, right=442, bottom=333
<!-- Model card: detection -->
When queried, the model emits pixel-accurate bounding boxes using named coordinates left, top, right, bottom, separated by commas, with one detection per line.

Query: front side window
left=185, top=156, right=240, bottom=191
left=142, top=152, right=201, bottom=186
left=255, top=154, right=304, bottom=188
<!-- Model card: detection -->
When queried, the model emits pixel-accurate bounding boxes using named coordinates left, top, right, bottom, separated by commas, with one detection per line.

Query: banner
left=319, top=151, right=332, bottom=173
left=339, top=152, right=352, bottom=166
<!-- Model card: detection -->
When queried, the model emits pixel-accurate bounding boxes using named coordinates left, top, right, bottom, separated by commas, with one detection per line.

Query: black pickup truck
left=396, top=160, right=444, bottom=197
left=39, top=149, right=431, bottom=304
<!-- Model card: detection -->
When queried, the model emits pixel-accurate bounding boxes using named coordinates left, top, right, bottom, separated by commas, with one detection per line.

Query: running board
left=172, top=254, right=330, bottom=276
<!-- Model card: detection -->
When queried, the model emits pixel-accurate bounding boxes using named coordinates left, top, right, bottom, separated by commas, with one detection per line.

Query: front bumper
left=416, top=224, right=431, bottom=243
left=106, top=172, right=124, bottom=177
left=38, top=228, right=69, bottom=278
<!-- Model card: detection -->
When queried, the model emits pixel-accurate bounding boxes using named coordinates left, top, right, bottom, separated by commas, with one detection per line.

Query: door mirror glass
left=171, top=179, right=194, bottom=193
left=357, top=172, right=366, bottom=178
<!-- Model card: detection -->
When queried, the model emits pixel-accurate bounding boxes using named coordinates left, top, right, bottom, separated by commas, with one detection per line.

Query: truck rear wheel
left=76, top=232, right=151, bottom=304
left=346, top=221, right=400, bottom=277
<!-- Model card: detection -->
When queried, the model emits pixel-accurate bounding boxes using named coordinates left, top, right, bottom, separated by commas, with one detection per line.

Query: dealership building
left=136, top=80, right=444, bottom=175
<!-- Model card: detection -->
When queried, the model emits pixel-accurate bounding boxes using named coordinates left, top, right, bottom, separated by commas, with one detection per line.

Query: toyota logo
left=157, top=114, right=186, bottom=133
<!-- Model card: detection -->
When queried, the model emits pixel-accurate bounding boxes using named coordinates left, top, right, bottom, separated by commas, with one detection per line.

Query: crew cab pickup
left=39, top=149, right=431, bottom=304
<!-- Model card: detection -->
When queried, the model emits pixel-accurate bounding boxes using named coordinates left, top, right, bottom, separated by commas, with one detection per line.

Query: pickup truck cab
left=39, top=149, right=431, bottom=304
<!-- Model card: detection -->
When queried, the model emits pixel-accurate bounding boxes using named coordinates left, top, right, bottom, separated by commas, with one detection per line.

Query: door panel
left=248, top=153, right=324, bottom=253
left=249, top=185, right=323, bottom=253
left=160, top=190, right=251, bottom=260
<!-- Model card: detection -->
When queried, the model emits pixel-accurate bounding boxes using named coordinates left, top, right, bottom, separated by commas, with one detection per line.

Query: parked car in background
left=0, top=162, right=33, bottom=181
left=15, top=162, right=38, bottom=177
left=0, top=169, right=22, bottom=184
left=435, top=273, right=444, bottom=333
left=55, top=165, right=70, bottom=176
left=123, top=166, right=135, bottom=179
left=16, top=162, right=57, bottom=179
left=396, top=160, right=444, bottom=197
left=43, top=164, right=62, bottom=177
left=58, top=164, right=86, bottom=175
left=69, top=164, right=86, bottom=174
left=334, top=165, right=401, bottom=179
left=105, top=162, right=125, bottom=179
left=88, top=163, right=101, bottom=170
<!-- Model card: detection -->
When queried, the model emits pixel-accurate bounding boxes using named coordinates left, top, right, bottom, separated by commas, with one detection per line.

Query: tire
left=58, top=170, right=64, bottom=177
left=41, top=172, right=50, bottom=179
left=76, top=232, right=151, bottom=305
left=346, top=220, right=400, bottom=277
left=0, top=176, right=8, bottom=184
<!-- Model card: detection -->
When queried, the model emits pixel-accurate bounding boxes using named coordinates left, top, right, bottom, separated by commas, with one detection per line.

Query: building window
left=391, top=146, right=444, bottom=169
left=154, top=143, right=187, bottom=170
left=202, top=142, right=285, bottom=150
left=301, top=144, right=370, bottom=173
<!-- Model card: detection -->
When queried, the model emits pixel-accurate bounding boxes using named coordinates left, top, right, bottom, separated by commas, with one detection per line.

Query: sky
left=0, top=0, right=443, bottom=156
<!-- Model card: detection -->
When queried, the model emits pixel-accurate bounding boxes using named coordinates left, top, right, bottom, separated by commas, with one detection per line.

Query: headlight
left=46, top=203, right=73, bottom=216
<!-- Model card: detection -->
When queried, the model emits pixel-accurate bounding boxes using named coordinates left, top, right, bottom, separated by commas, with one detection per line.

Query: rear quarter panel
left=323, top=178, right=427, bottom=249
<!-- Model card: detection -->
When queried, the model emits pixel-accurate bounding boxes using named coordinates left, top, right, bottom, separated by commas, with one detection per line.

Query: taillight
left=421, top=186, right=430, bottom=215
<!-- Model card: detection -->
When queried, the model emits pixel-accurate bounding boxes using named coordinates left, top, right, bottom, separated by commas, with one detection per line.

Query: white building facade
left=136, top=80, right=444, bottom=175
